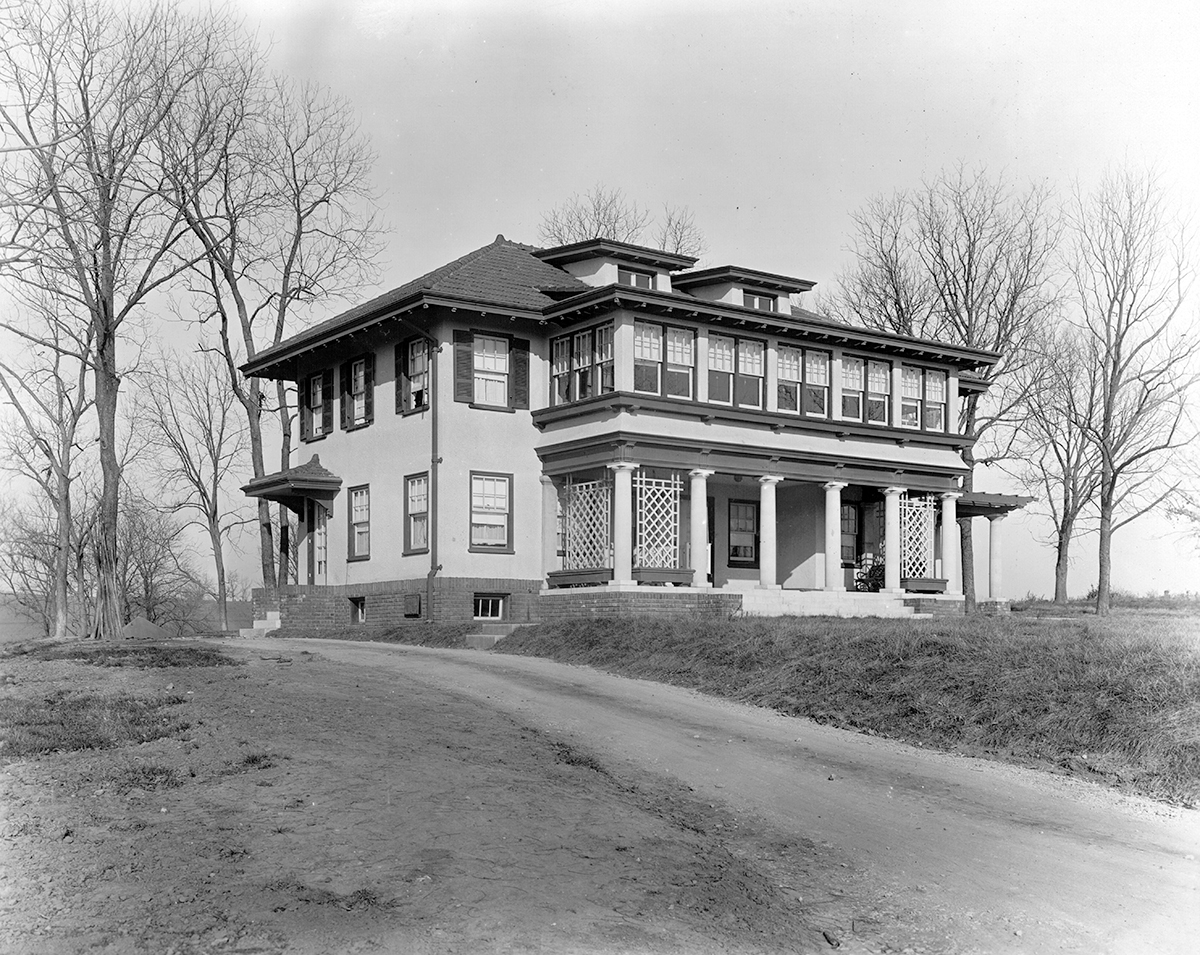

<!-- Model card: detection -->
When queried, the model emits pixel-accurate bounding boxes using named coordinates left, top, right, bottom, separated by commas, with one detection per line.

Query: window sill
left=347, top=554, right=371, bottom=563
left=468, top=402, right=515, bottom=414
left=469, top=545, right=515, bottom=554
left=403, top=548, right=429, bottom=557
left=400, top=405, right=430, bottom=417
left=302, top=433, right=328, bottom=443
left=344, top=421, right=372, bottom=432
left=728, top=560, right=760, bottom=570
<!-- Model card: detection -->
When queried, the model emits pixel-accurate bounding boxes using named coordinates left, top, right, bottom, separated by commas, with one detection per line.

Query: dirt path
left=2, top=637, right=1197, bottom=955
left=260, top=638, right=1200, bottom=955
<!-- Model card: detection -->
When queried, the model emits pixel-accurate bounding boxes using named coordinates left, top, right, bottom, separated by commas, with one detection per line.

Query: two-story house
left=242, top=234, right=1026, bottom=627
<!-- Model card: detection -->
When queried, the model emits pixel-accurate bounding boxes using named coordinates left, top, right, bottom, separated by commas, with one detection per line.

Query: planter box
left=633, top=567, right=695, bottom=586
left=547, top=568, right=614, bottom=588
left=902, top=577, right=948, bottom=594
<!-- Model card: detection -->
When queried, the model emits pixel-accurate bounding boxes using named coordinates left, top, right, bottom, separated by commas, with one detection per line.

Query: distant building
left=242, top=235, right=1025, bottom=627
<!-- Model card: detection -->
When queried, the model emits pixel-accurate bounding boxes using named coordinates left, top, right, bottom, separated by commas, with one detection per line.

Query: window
left=339, top=356, right=374, bottom=430
left=398, top=339, right=429, bottom=413
left=924, top=370, right=947, bottom=431
left=473, top=594, right=505, bottom=620
left=633, top=322, right=662, bottom=394
left=867, top=359, right=891, bottom=425
left=618, top=266, right=654, bottom=289
left=552, top=324, right=616, bottom=405
left=302, top=369, right=333, bottom=441
left=841, top=357, right=864, bottom=421
left=840, top=504, right=860, bottom=565
left=405, top=473, right=429, bottom=553
left=473, top=335, right=509, bottom=406
left=776, top=345, right=829, bottom=417
left=728, top=500, right=759, bottom=566
left=470, top=472, right=512, bottom=551
left=348, top=486, right=370, bottom=560
left=665, top=327, right=695, bottom=399
left=744, top=290, right=777, bottom=312
left=454, top=331, right=529, bottom=410
left=710, top=335, right=765, bottom=409
left=899, top=366, right=947, bottom=431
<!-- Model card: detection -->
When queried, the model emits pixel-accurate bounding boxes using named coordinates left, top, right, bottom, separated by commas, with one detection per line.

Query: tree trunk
left=244, top=377, right=276, bottom=590
left=92, top=333, right=124, bottom=641
left=1053, top=514, right=1074, bottom=605
left=209, top=516, right=229, bottom=631
left=53, top=476, right=72, bottom=641
left=276, top=380, right=293, bottom=589
left=1096, top=491, right=1114, bottom=616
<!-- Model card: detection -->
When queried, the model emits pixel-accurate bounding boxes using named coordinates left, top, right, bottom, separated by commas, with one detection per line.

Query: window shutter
left=453, top=330, right=473, bottom=403
left=321, top=369, right=334, bottom=435
left=363, top=353, right=375, bottom=424
left=511, top=338, right=530, bottom=409
left=299, top=377, right=310, bottom=441
left=339, top=362, right=350, bottom=430
left=396, top=342, right=407, bottom=414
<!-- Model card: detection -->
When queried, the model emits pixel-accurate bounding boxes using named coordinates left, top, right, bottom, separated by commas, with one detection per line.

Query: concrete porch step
left=238, top=610, right=282, bottom=639
left=738, top=590, right=917, bottom=618
left=464, top=623, right=521, bottom=650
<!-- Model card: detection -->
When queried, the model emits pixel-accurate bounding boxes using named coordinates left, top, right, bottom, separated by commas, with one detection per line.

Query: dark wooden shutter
left=511, top=338, right=530, bottom=409
left=339, top=362, right=350, bottom=430
left=396, top=341, right=407, bottom=414
left=453, top=330, right=473, bottom=403
left=321, top=369, right=334, bottom=436
left=299, top=376, right=310, bottom=441
left=363, top=353, right=375, bottom=424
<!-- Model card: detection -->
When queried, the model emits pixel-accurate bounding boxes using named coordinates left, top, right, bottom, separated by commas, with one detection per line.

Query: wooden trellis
left=563, top=475, right=612, bottom=570
left=634, top=470, right=681, bottom=568
left=899, top=494, right=937, bottom=579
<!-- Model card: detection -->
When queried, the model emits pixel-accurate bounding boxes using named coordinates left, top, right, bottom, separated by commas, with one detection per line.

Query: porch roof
left=958, top=491, right=1032, bottom=518
left=242, top=455, right=343, bottom=515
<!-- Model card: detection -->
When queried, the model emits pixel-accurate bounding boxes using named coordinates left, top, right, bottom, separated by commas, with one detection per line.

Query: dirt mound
left=119, top=616, right=170, bottom=641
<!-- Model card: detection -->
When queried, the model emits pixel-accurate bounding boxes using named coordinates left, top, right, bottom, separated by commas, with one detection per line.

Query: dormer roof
left=671, top=265, right=815, bottom=295
left=533, top=238, right=698, bottom=272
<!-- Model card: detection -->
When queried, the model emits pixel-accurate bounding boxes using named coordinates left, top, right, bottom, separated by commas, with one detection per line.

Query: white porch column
left=988, top=513, right=1005, bottom=600
left=541, top=475, right=559, bottom=580
left=941, top=492, right=961, bottom=595
left=609, top=463, right=638, bottom=584
left=883, top=487, right=906, bottom=592
left=822, top=482, right=847, bottom=592
left=758, top=476, right=784, bottom=589
left=689, top=469, right=714, bottom=587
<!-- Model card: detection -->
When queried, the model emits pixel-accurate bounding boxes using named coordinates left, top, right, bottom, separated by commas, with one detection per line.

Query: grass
left=270, top=623, right=478, bottom=648
left=495, top=614, right=1200, bottom=805
left=13, top=642, right=242, bottom=668
left=0, top=689, right=188, bottom=760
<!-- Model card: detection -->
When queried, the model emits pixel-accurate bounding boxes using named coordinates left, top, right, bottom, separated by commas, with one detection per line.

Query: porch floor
left=738, top=588, right=929, bottom=618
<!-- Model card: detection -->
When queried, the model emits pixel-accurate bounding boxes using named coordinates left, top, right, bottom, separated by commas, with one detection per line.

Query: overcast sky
left=214, top=0, right=1200, bottom=597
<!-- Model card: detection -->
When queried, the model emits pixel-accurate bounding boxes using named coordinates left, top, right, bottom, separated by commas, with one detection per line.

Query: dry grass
left=497, top=614, right=1200, bottom=805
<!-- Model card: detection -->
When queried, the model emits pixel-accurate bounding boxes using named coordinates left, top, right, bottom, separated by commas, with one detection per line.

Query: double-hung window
left=775, top=346, right=829, bottom=417
left=736, top=340, right=765, bottom=408
left=923, top=370, right=947, bottom=431
left=633, top=322, right=663, bottom=394
left=728, top=501, right=759, bottom=566
left=473, top=336, right=509, bottom=406
left=900, top=366, right=948, bottom=431
left=744, top=290, right=777, bottom=312
left=405, top=473, right=428, bottom=553
left=551, top=325, right=614, bottom=406
left=841, top=357, right=865, bottom=421
left=900, top=367, right=924, bottom=429
left=306, top=500, right=328, bottom=584
left=618, top=266, right=654, bottom=289
left=551, top=337, right=572, bottom=405
left=665, top=327, right=695, bottom=399
left=340, top=355, right=374, bottom=430
left=398, top=339, right=429, bottom=413
left=866, top=360, right=891, bottom=425
left=348, top=486, right=370, bottom=560
left=708, top=334, right=736, bottom=404
left=470, top=472, right=512, bottom=552
left=304, top=370, right=333, bottom=440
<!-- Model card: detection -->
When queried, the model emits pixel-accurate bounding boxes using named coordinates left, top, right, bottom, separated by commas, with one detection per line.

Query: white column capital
left=607, top=461, right=639, bottom=473
left=540, top=474, right=555, bottom=486
left=758, top=474, right=785, bottom=486
left=940, top=491, right=962, bottom=501
left=988, top=512, right=1008, bottom=523
left=884, top=486, right=907, bottom=498
left=822, top=481, right=848, bottom=492
left=688, top=468, right=715, bottom=479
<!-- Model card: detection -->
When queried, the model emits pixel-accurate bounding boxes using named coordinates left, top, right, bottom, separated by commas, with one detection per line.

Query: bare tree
left=1010, top=324, right=1103, bottom=603
left=159, top=65, right=381, bottom=589
left=540, top=184, right=707, bottom=259
left=0, top=297, right=94, bottom=639
left=0, top=0, right=239, bottom=638
left=651, top=203, right=707, bottom=259
left=139, top=350, right=250, bottom=631
left=833, top=165, right=1059, bottom=609
left=1067, top=167, right=1199, bottom=614
left=0, top=498, right=61, bottom=637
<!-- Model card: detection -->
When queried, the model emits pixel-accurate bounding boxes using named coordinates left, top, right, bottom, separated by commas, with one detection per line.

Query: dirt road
left=3, top=636, right=1197, bottom=954
left=270, top=637, right=1200, bottom=955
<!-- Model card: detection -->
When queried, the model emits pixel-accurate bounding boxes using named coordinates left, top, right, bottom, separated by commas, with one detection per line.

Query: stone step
left=464, top=622, right=521, bottom=650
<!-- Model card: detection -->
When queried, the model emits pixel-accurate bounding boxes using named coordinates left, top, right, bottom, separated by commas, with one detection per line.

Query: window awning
left=957, top=491, right=1032, bottom=519
left=242, top=455, right=343, bottom=515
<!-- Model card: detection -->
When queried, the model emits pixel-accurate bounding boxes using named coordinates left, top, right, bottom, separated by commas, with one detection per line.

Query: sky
left=8, top=0, right=1192, bottom=600
left=211, top=0, right=1200, bottom=599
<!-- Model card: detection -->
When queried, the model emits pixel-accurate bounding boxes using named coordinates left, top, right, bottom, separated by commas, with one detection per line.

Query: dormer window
left=744, top=291, right=777, bottom=312
left=618, top=266, right=654, bottom=290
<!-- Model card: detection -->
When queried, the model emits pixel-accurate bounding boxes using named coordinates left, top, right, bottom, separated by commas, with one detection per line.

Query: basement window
left=473, top=594, right=505, bottom=620
left=350, top=597, right=366, bottom=624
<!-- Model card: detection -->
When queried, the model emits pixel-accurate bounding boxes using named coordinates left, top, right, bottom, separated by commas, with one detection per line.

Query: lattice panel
left=563, top=477, right=611, bottom=569
left=899, top=495, right=937, bottom=579
left=635, top=471, right=681, bottom=568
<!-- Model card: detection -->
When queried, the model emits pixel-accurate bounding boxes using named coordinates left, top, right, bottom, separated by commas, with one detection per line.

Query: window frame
left=727, top=499, right=760, bottom=568
left=347, top=484, right=371, bottom=561
left=617, top=266, right=654, bottom=290
left=454, top=330, right=529, bottom=412
left=709, top=334, right=766, bottom=410
left=472, top=334, right=510, bottom=408
left=473, top=594, right=506, bottom=620
left=840, top=503, right=861, bottom=567
left=469, top=471, right=514, bottom=554
left=551, top=323, right=615, bottom=406
left=775, top=345, right=830, bottom=418
left=398, top=338, right=430, bottom=415
left=302, top=369, right=333, bottom=442
left=743, top=290, right=778, bottom=312
left=866, top=359, right=891, bottom=426
left=404, top=471, right=429, bottom=555
left=898, top=364, right=949, bottom=432
left=841, top=356, right=865, bottom=422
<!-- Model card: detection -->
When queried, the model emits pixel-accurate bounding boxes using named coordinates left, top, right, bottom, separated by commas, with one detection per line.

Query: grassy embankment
left=489, top=614, right=1200, bottom=805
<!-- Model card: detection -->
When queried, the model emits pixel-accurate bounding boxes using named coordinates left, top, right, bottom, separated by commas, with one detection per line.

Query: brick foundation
left=251, top=579, right=742, bottom=628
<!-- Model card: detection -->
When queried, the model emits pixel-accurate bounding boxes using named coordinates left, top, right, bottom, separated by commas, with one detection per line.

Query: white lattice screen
left=563, top=476, right=612, bottom=569
left=634, top=470, right=681, bottom=568
left=899, top=495, right=937, bottom=579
